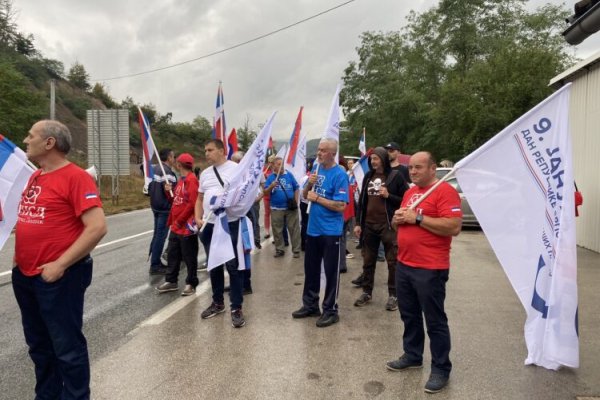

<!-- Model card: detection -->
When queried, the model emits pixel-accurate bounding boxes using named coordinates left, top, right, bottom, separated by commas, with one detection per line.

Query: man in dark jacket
left=352, top=147, right=408, bottom=311
left=147, top=148, right=176, bottom=274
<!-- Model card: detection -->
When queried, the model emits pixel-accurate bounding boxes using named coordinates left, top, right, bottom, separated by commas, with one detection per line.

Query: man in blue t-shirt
left=292, top=138, right=349, bottom=328
left=265, top=157, right=301, bottom=258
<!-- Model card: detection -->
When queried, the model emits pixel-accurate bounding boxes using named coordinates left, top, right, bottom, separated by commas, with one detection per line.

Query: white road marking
left=96, top=230, right=153, bottom=249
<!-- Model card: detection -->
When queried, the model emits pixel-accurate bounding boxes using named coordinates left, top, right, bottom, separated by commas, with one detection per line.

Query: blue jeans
left=200, top=221, right=244, bottom=309
left=12, top=257, right=93, bottom=400
left=395, top=262, right=451, bottom=377
left=150, top=210, right=169, bottom=267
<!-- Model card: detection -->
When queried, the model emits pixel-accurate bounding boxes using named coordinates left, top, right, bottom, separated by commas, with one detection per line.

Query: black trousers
left=395, top=262, right=452, bottom=377
left=361, top=223, right=397, bottom=296
left=302, top=235, right=341, bottom=315
left=165, top=232, right=199, bottom=287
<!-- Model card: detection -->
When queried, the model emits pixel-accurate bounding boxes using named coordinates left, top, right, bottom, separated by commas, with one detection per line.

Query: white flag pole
left=306, top=163, right=320, bottom=214
left=408, top=167, right=457, bottom=210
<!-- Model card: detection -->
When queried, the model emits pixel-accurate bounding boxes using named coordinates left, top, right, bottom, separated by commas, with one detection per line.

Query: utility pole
left=50, top=79, right=56, bottom=120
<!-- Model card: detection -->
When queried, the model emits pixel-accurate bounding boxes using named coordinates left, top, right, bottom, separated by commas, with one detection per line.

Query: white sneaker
left=346, top=253, right=355, bottom=259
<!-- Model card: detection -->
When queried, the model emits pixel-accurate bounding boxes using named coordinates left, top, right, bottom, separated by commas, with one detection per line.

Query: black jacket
left=148, top=164, right=177, bottom=212
left=356, top=147, right=409, bottom=230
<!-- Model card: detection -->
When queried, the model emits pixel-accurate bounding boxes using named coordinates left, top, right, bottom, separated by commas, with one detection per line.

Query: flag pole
left=408, top=167, right=457, bottom=210
left=138, top=106, right=173, bottom=196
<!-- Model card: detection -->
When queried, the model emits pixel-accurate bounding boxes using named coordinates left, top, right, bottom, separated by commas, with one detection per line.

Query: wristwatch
left=415, top=214, right=424, bottom=226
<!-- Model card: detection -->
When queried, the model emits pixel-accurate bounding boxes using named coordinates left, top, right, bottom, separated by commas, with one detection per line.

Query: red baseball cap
left=176, top=153, right=194, bottom=167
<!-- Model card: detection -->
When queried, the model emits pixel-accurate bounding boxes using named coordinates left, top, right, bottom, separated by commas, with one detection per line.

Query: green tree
left=0, top=62, right=47, bottom=144
left=237, top=114, right=257, bottom=152
left=91, top=83, right=117, bottom=108
left=341, top=0, right=573, bottom=161
left=67, top=61, right=91, bottom=91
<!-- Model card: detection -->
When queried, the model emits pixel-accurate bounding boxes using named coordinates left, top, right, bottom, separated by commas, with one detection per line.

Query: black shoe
left=274, top=250, right=285, bottom=258
left=201, top=302, right=225, bottom=319
left=284, top=242, right=290, bottom=247
left=386, top=354, right=423, bottom=371
left=316, top=312, right=339, bottom=327
left=292, top=306, right=321, bottom=318
left=351, top=273, right=365, bottom=287
left=354, top=292, right=372, bottom=307
left=231, top=309, right=246, bottom=328
left=355, top=243, right=362, bottom=249
left=149, top=266, right=168, bottom=275
left=264, top=234, right=271, bottom=239
left=424, top=374, right=449, bottom=393
left=224, top=285, right=231, bottom=292
left=340, top=268, right=347, bottom=273
left=255, top=242, right=262, bottom=249
left=243, top=287, right=253, bottom=295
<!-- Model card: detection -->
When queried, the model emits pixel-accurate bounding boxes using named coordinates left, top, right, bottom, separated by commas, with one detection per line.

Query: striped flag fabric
left=454, top=84, right=578, bottom=369
left=286, top=133, right=307, bottom=187
left=227, top=128, right=238, bottom=159
left=351, top=151, right=370, bottom=192
left=214, top=82, right=228, bottom=155
left=0, top=134, right=35, bottom=251
left=286, top=106, right=303, bottom=166
left=138, top=109, right=156, bottom=190
left=358, top=128, right=366, bottom=156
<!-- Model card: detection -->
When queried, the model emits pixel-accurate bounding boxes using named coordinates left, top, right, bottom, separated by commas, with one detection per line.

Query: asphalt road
left=0, top=208, right=207, bottom=400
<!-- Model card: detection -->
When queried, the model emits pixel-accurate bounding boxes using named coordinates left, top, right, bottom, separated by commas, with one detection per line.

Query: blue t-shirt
left=265, top=171, right=298, bottom=210
left=306, top=164, right=349, bottom=236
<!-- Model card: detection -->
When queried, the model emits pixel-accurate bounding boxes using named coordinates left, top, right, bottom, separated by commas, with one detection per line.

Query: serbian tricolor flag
left=138, top=109, right=156, bottom=189
left=358, top=128, right=366, bottom=156
left=351, top=150, right=371, bottom=192
left=213, top=82, right=228, bottom=155
left=0, top=134, right=35, bottom=251
left=227, top=128, right=238, bottom=159
left=286, top=106, right=303, bottom=166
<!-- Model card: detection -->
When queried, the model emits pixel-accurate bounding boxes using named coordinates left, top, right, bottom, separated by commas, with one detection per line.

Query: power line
left=94, top=0, right=355, bottom=82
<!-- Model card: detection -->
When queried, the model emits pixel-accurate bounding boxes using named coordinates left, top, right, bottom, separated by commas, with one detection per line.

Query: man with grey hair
left=13, top=120, right=107, bottom=399
left=292, top=138, right=349, bottom=327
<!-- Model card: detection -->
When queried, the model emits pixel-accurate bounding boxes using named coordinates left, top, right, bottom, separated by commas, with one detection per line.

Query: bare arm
left=306, top=191, right=345, bottom=213
left=194, top=192, right=205, bottom=227
left=38, top=207, right=107, bottom=282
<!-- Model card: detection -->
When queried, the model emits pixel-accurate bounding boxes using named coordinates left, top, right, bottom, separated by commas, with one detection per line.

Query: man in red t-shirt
left=12, top=120, right=107, bottom=400
left=156, top=153, right=199, bottom=296
left=387, top=151, right=462, bottom=394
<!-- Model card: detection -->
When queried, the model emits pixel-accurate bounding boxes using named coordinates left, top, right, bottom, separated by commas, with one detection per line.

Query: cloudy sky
left=12, top=0, right=600, bottom=142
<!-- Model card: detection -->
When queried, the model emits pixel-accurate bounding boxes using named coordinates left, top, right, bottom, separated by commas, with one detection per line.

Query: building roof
left=549, top=51, right=600, bottom=88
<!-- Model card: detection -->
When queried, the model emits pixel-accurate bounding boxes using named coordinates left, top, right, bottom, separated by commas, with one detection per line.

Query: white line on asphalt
left=0, top=230, right=154, bottom=278
left=106, top=208, right=150, bottom=219
left=133, top=279, right=211, bottom=331
left=96, top=230, right=153, bottom=249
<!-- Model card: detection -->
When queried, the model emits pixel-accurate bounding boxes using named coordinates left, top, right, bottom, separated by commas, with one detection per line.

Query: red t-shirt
left=168, top=172, right=199, bottom=236
left=396, top=181, right=462, bottom=269
left=15, top=163, right=103, bottom=276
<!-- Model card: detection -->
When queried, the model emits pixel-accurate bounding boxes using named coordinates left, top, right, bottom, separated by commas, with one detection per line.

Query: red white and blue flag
left=358, top=128, right=366, bottom=156
left=0, top=134, right=35, bottom=251
left=286, top=106, right=303, bottom=167
left=351, top=150, right=371, bottom=191
left=138, top=109, right=156, bottom=190
left=227, top=128, right=238, bottom=160
left=213, top=82, right=228, bottom=156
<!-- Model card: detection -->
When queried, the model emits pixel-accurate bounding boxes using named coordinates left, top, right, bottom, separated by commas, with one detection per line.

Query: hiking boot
left=354, top=293, right=372, bottom=307
left=316, top=312, right=339, bottom=327
left=274, top=250, right=285, bottom=258
left=351, top=273, right=365, bottom=287
left=201, top=302, right=225, bottom=319
left=292, top=306, right=321, bottom=318
left=181, top=284, right=195, bottom=296
left=424, top=374, right=449, bottom=393
left=231, top=309, right=246, bottom=328
left=386, top=354, right=423, bottom=371
left=156, top=282, right=178, bottom=293
left=385, top=296, right=398, bottom=311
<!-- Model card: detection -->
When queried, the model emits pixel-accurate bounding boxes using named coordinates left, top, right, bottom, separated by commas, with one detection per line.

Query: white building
left=550, top=53, right=600, bottom=253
